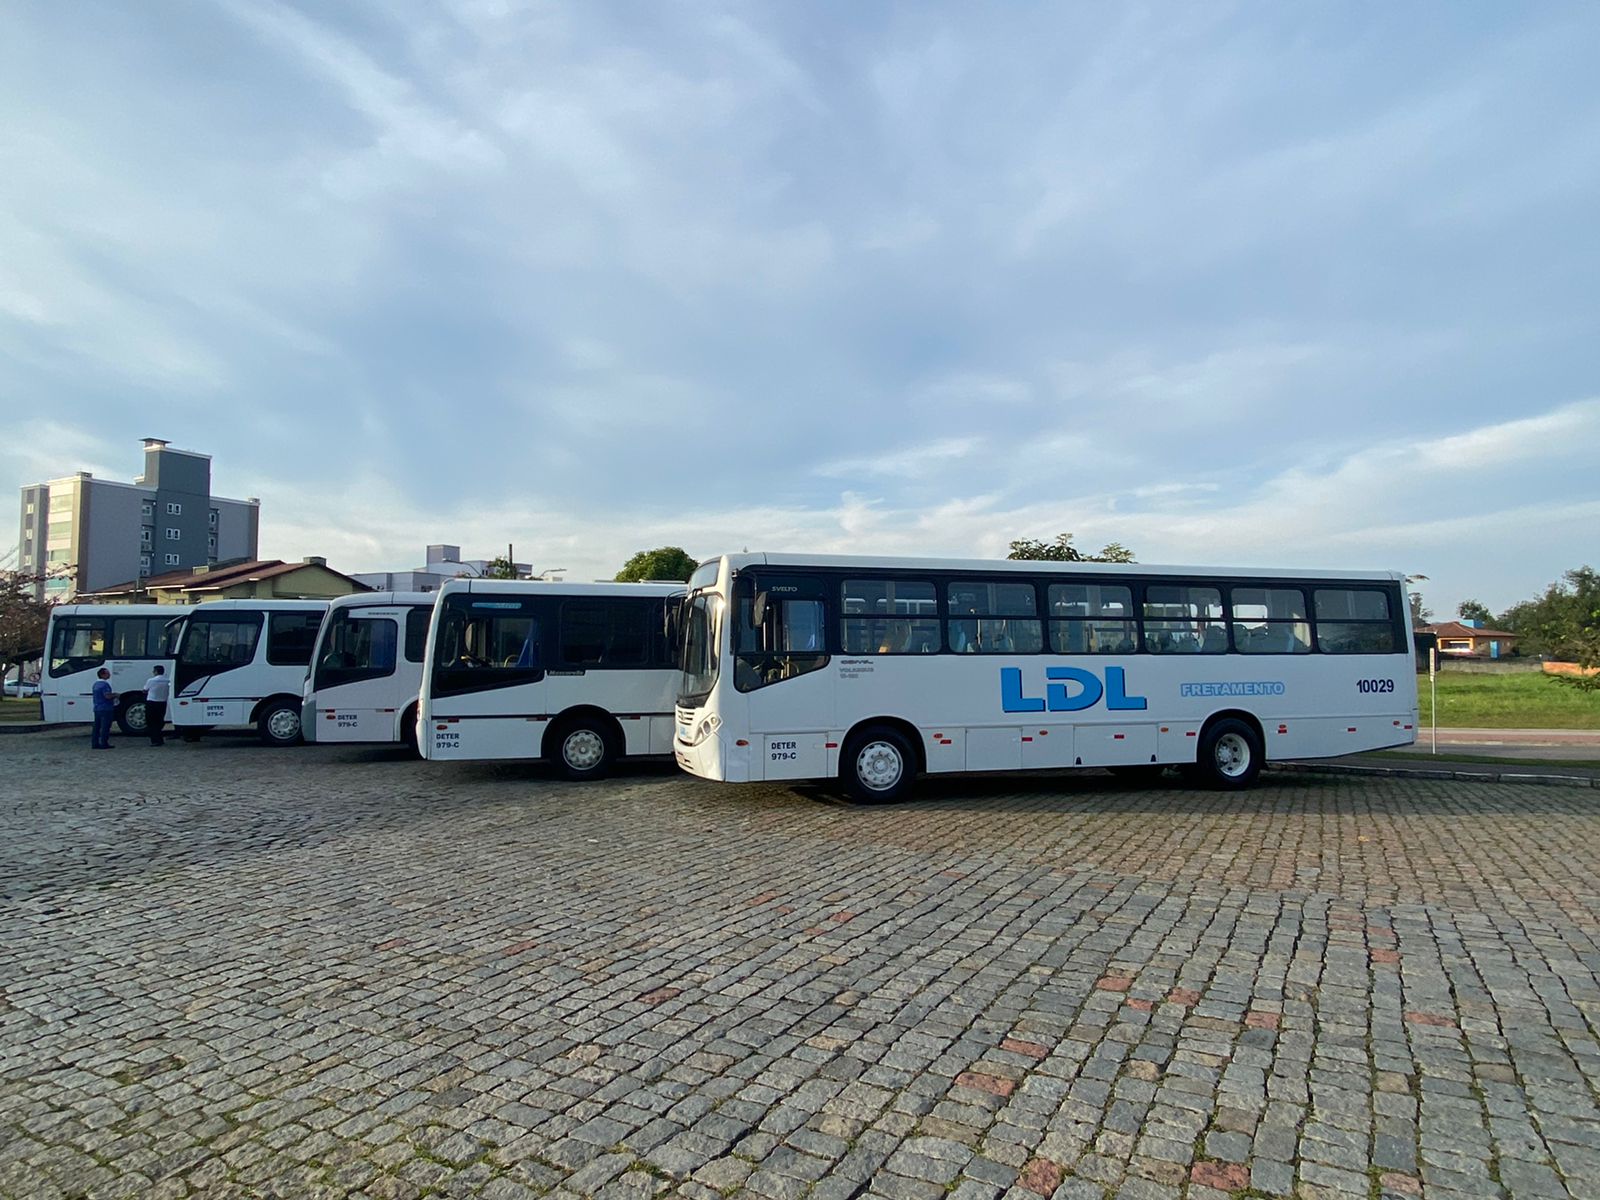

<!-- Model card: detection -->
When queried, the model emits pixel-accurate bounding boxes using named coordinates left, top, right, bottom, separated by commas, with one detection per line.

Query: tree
left=1007, top=533, right=1136, bottom=564
left=1405, top=574, right=1432, bottom=626
left=616, top=547, right=698, bottom=583
left=481, top=555, right=520, bottom=580
left=1500, top=567, right=1600, bottom=691
left=1457, top=599, right=1493, bottom=625
left=0, top=568, right=54, bottom=691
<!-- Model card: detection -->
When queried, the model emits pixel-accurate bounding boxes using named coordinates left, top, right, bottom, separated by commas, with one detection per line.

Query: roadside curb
left=0, top=723, right=51, bottom=736
left=1270, top=762, right=1600, bottom=790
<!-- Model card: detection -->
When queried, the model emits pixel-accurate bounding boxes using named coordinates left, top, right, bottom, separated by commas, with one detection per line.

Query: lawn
left=0, top=696, right=44, bottom=724
left=1418, top=669, right=1600, bottom=729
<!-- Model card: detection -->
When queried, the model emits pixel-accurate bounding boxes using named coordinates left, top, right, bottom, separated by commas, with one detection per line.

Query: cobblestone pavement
left=3, top=730, right=1599, bottom=1200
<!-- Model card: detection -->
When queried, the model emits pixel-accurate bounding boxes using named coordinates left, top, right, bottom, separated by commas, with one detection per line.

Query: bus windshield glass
left=677, top=593, right=720, bottom=703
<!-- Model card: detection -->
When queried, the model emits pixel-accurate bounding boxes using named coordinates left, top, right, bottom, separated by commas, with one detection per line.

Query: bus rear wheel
left=1196, top=718, right=1262, bottom=790
left=552, top=717, right=616, bottom=781
left=842, top=726, right=916, bottom=804
left=258, top=700, right=303, bottom=747
left=116, top=699, right=149, bottom=737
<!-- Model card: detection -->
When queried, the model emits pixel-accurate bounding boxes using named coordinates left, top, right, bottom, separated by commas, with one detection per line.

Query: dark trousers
left=91, top=710, right=114, bottom=749
left=146, top=700, right=167, bottom=745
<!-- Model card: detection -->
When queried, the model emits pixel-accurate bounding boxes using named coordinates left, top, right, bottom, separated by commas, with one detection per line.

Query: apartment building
left=17, top=439, right=260, bottom=599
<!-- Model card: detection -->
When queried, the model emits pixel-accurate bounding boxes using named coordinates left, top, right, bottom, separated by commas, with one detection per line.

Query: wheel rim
left=563, top=729, right=606, bottom=771
left=855, top=740, right=905, bottom=792
left=267, top=708, right=300, bottom=742
left=124, top=703, right=147, bottom=732
left=1214, top=731, right=1251, bottom=778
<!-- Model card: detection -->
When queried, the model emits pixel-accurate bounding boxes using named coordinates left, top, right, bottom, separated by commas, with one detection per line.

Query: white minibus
left=41, top=604, right=175, bottom=735
left=674, top=553, right=1419, bottom=801
left=168, top=599, right=327, bottom=744
left=301, top=592, right=435, bottom=749
left=419, top=579, right=683, bottom=778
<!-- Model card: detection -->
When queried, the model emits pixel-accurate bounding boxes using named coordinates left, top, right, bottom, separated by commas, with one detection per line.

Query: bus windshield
left=677, top=593, right=720, bottom=704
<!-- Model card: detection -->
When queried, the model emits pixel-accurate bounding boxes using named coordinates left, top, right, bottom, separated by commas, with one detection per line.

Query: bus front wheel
left=258, top=700, right=303, bottom=747
left=1196, top=718, right=1262, bottom=790
left=552, top=717, right=616, bottom=781
left=842, top=727, right=916, bottom=804
left=116, top=699, right=149, bottom=737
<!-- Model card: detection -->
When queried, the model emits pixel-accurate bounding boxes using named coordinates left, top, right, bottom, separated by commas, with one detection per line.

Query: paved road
left=3, top=730, right=1599, bottom=1200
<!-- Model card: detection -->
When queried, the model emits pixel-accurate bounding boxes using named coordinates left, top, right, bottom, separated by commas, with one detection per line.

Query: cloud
left=814, top=438, right=981, bottom=480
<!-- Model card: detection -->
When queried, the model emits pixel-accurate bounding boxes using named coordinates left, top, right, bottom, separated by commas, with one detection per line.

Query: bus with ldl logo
left=418, top=578, right=683, bottom=778
left=301, top=592, right=435, bottom=750
left=168, top=599, right=327, bottom=745
left=674, top=553, right=1418, bottom=801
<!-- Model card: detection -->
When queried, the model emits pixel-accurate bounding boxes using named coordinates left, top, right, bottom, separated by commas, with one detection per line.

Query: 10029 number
left=1357, top=679, right=1395, bottom=693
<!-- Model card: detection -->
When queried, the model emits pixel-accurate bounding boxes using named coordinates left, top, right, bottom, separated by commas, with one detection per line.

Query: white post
left=1429, top=645, right=1438, bottom=755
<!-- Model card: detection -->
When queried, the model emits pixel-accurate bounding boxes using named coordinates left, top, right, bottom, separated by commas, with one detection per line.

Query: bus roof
left=438, top=579, right=686, bottom=599
left=325, top=591, right=437, bottom=610
left=48, top=603, right=173, bottom=617
left=705, top=552, right=1405, bottom=583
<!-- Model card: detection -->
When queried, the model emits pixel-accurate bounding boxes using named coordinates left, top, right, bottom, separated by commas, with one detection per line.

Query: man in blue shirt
left=91, top=667, right=116, bottom=749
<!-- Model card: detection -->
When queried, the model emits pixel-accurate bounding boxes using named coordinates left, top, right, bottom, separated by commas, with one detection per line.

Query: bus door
left=311, top=607, right=404, bottom=741
left=735, top=572, right=834, bottom=779
left=425, top=594, right=547, bottom=759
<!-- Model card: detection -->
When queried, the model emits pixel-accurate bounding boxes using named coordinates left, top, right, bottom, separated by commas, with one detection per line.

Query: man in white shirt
left=144, top=665, right=171, bottom=746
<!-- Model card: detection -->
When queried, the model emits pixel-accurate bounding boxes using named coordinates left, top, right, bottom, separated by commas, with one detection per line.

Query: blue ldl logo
left=1000, top=666, right=1148, bottom=713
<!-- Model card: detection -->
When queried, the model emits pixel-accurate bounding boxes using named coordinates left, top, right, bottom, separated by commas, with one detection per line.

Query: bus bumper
left=675, top=730, right=748, bottom=783
left=301, top=699, right=317, bottom=742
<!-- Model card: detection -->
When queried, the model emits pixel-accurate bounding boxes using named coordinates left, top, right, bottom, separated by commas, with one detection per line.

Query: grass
left=1368, top=750, right=1600, bottom=770
left=0, top=696, right=44, bottom=724
left=1418, top=670, right=1600, bottom=729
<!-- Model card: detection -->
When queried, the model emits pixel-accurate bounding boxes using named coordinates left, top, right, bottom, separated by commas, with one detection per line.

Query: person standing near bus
left=143, top=665, right=170, bottom=746
left=90, top=667, right=116, bottom=750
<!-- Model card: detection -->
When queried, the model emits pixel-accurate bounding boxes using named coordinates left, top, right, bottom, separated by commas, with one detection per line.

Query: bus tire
left=1196, top=718, right=1262, bottom=790
left=180, top=727, right=208, bottom=743
left=258, top=699, right=304, bottom=747
left=842, top=726, right=917, bottom=804
left=551, top=716, right=616, bottom=781
left=401, top=704, right=420, bottom=757
left=116, top=698, right=149, bottom=737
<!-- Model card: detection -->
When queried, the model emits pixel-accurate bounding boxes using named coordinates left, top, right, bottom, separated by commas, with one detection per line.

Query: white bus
left=301, top=592, right=435, bottom=749
left=169, top=599, right=327, bottom=745
left=41, top=604, right=176, bottom=735
left=419, top=579, right=683, bottom=778
left=674, top=553, right=1419, bottom=801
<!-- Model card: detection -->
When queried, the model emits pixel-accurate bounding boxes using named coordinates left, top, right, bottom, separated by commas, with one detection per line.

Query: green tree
left=1006, top=533, right=1136, bottom=563
left=615, top=547, right=699, bottom=583
left=1456, top=599, right=1493, bottom=625
left=1405, top=574, right=1432, bottom=626
left=481, top=555, right=520, bottom=580
left=0, top=567, right=55, bottom=694
left=1500, top=567, right=1600, bottom=691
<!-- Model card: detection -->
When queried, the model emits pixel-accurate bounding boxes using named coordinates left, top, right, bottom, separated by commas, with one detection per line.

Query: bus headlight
left=685, top=714, right=720, bottom=746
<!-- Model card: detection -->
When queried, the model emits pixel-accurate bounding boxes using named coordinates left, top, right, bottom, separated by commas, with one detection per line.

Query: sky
left=2, top=1, right=1597, bottom=618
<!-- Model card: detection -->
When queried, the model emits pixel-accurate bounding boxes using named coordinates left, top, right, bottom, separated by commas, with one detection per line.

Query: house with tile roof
left=1423, top=620, right=1520, bottom=658
left=79, top=556, right=371, bottom=605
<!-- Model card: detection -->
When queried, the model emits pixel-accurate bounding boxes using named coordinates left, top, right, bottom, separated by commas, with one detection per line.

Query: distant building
left=1423, top=620, right=1520, bottom=659
left=79, top=557, right=371, bottom=605
left=17, top=438, right=259, bottom=600
left=352, top=543, right=534, bottom=592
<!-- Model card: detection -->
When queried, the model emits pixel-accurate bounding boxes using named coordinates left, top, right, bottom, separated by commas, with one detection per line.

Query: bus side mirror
left=751, top=592, right=769, bottom=627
